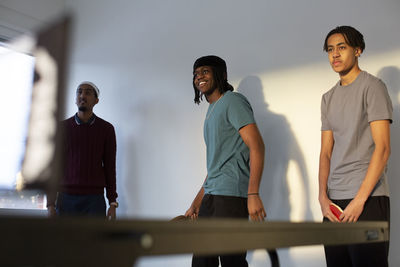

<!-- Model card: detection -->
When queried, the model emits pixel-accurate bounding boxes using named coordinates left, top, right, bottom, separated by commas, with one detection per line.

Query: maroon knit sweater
left=48, top=114, right=117, bottom=205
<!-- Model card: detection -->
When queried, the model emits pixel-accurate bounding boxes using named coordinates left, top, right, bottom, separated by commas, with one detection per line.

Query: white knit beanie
left=77, top=81, right=100, bottom=98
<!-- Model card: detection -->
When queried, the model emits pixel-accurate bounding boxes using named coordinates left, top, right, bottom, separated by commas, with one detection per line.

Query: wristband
left=110, top=202, right=119, bottom=208
left=247, top=193, right=259, bottom=196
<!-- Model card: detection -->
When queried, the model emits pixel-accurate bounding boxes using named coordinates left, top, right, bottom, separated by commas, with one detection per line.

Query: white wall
left=3, top=0, right=400, bottom=266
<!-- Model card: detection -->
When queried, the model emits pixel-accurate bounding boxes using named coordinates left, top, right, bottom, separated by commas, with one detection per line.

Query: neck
left=207, top=89, right=223, bottom=104
left=77, top=110, right=94, bottom=123
left=339, top=65, right=361, bottom=86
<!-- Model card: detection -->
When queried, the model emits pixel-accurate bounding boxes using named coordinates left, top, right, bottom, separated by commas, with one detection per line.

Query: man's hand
left=107, top=205, right=116, bottom=220
left=47, top=205, right=57, bottom=218
left=184, top=186, right=205, bottom=220
left=184, top=204, right=199, bottom=220
left=319, top=195, right=340, bottom=222
left=248, top=195, right=266, bottom=221
left=340, top=198, right=365, bottom=222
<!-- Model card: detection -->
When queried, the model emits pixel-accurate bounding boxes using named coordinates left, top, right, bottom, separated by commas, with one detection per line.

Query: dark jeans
left=192, top=194, right=249, bottom=267
left=324, top=196, right=390, bottom=267
left=56, top=193, right=106, bottom=217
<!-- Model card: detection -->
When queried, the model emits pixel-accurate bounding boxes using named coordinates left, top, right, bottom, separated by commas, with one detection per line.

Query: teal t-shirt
left=203, top=91, right=255, bottom=198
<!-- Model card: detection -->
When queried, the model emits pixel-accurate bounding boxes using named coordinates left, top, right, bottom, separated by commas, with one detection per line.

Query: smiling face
left=326, top=33, right=361, bottom=76
left=75, top=84, right=99, bottom=112
left=193, top=65, right=217, bottom=96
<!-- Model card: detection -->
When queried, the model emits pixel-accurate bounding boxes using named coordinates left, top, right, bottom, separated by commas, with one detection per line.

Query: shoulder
left=361, top=71, right=380, bottom=82
left=62, top=116, right=74, bottom=125
left=322, top=82, right=339, bottom=101
left=223, top=92, right=254, bottom=120
left=94, top=116, right=113, bottom=126
left=60, top=116, right=76, bottom=133
left=224, top=91, right=251, bottom=105
left=361, top=71, right=386, bottom=90
left=94, top=116, right=115, bottom=131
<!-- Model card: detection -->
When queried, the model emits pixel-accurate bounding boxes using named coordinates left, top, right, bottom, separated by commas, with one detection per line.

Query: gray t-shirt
left=321, top=71, right=393, bottom=199
left=203, top=91, right=255, bottom=198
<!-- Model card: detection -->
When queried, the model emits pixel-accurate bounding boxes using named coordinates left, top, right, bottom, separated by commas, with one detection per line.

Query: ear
left=95, top=98, right=99, bottom=105
left=355, top=47, right=362, bottom=57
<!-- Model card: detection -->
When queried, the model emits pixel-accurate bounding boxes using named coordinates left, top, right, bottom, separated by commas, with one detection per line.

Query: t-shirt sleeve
left=227, top=93, right=255, bottom=131
left=321, top=94, right=331, bottom=131
left=366, top=79, right=393, bottom=123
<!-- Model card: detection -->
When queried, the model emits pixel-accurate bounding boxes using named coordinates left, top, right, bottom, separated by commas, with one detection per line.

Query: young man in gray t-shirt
left=319, top=26, right=393, bottom=267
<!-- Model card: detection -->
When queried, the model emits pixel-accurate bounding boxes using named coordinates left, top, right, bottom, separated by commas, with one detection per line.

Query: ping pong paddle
left=330, top=203, right=343, bottom=221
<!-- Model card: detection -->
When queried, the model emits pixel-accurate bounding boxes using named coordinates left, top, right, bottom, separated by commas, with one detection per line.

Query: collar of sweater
left=74, top=113, right=96, bottom=125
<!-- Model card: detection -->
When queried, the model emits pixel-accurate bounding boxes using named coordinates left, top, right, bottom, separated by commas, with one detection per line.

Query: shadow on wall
left=377, top=66, right=400, bottom=266
left=119, top=102, right=146, bottom=218
left=237, top=76, right=313, bottom=222
left=122, top=131, right=140, bottom=217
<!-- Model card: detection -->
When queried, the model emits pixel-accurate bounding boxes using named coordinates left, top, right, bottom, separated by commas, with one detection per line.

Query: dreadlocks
left=192, top=55, right=234, bottom=104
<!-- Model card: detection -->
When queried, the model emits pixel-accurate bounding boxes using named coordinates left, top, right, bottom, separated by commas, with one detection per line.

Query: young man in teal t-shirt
left=185, top=55, right=266, bottom=267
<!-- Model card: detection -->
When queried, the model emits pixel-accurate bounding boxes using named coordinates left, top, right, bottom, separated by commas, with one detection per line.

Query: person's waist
left=60, top=185, right=104, bottom=195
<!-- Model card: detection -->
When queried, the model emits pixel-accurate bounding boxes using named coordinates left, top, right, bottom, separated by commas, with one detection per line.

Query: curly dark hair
left=323, top=26, right=365, bottom=52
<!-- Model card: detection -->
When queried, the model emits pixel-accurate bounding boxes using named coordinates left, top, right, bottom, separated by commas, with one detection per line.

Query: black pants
left=192, top=194, right=249, bottom=267
left=324, top=196, right=390, bottom=267
left=56, top=193, right=106, bottom=217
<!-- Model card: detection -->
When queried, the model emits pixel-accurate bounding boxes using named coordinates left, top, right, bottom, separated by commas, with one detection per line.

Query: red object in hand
left=330, top=203, right=343, bottom=220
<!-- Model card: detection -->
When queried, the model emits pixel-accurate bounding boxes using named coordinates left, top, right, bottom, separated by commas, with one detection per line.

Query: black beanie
left=193, top=55, right=227, bottom=77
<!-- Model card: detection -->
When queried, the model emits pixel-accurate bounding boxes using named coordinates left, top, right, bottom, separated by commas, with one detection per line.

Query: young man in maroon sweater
left=47, top=81, right=118, bottom=219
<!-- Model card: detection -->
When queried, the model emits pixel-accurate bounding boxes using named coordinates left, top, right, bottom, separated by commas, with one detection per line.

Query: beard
left=78, top=106, right=87, bottom=112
